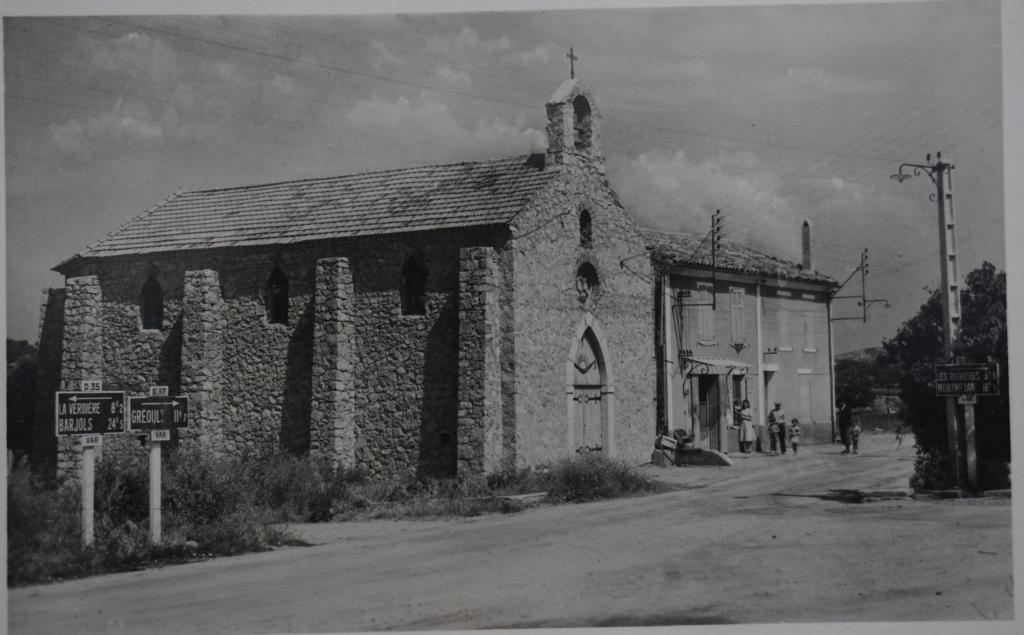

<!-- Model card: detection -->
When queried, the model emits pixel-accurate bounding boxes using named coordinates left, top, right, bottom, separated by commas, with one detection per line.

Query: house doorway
left=698, top=375, right=721, bottom=451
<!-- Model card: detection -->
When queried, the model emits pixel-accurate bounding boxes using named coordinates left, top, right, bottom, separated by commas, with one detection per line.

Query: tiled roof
left=70, top=155, right=555, bottom=260
left=642, top=229, right=836, bottom=285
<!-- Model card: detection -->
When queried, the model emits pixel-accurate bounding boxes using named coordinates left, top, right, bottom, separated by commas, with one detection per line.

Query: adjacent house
left=647, top=223, right=838, bottom=453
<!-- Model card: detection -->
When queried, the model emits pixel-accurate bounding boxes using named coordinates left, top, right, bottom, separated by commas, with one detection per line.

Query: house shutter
left=730, top=288, right=745, bottom=345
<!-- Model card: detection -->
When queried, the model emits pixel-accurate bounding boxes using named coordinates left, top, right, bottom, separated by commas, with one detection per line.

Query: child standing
left=788, top=418, right=801, bottom=455
left=850, top=419, right=862, bottom=454
left=767, top=418, right=779, bottom=454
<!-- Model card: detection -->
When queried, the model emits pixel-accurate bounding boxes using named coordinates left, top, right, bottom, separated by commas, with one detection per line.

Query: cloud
left=673, top=58, right=713, bottom=83
left=784, top=66, right=835, bottom=90
left=91, top=31, right=179, bottom=84
left=341, top=93, right=545, bottom=161
left=49, top=99, right=164, bottom=159
left=425, top=27, right=511, bottom=57
left=610, top=148, right=804, bottom=259
left=436, top=65, right=472, bottom=88
left=370, top=40, right=407, bottom=70
left=502, top=43, right=553, bottom=67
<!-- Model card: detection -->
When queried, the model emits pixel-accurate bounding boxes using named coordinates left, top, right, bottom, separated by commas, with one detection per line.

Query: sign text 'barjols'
left=55, top=391, right=126, bottom=435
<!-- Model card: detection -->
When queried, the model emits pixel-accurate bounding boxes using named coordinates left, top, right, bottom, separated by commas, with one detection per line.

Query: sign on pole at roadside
left=131, top=388, right=190, bottom=546
left=128, top=396, right=189, bottom=431
left=55, top=383, right=122, bottom=548
left=55, top=391, right=126, bottom=435
left=933, top=363, right=999, bottom=397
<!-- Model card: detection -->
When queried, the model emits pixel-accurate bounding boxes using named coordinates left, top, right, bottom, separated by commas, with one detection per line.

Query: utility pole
left=891, top=152, right=963, bottom=485
left=712, top=209, right=722, bottom=310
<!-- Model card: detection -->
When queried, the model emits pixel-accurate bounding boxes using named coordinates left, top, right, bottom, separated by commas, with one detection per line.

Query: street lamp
left=890, top=151, right=965, bottom=486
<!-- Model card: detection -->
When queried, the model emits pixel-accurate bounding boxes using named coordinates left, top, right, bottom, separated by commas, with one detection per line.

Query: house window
left=579, top=210, right=593, bottom=248
left=266, top=266, right=289, bottom=325
left=140, top=274, right=163, bottom=330
left=401, top=257, right=427, bottom=315
left=697, top=282, right=714, bottom=342
left=730, top=287, right=745, bottom=345
left=803, top=319, right=816, bottom=352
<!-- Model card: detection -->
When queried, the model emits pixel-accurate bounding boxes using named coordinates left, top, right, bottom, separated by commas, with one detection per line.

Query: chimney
left=801, top=220, right=812, bottom=271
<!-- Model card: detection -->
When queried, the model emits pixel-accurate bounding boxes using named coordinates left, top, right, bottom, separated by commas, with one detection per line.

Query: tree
left=882, top=262, right=1009, bottom=487
left=7, top=339, right=38, bottom=462
left=834, top=357, right=875, bottom=409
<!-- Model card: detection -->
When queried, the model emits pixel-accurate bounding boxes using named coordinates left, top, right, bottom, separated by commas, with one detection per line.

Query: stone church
left=36, top=80, right=658, bottom=478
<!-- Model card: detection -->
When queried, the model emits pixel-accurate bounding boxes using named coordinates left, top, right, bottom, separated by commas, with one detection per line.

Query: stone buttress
left=181, top=269, right=226, bottom=454
left=310, top=257, right=356, bottom=468
left=457, top=246, right=504, bottom=475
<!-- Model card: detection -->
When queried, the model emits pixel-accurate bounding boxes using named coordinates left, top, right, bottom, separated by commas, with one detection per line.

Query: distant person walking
left=734, top=400, right=755, bottom=453
left=895, top=425, right=904, bottom=449
left=850, top=419, right=862, bottom=454
left=768, top=402, right=786, bottom=455
left=788, top=418, right=801, bottom=455
left=837, top=402, right=852, bottom=454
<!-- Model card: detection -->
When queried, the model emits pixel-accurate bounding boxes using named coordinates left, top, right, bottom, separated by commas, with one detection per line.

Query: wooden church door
left=573, top=331, right=605, bottom=453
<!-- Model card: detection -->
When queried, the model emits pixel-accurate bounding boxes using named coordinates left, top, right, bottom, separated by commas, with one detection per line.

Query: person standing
left=768, top=402, right=785, bottom=455
left=850, top=419, right=862, bottom=454
left=788, top=418, right=801, bottom=455
left=734, top=400, right=755, bottom=453
left=837, top=402, right=852, bottom=454
left=767, top=417, right=779, bottom=454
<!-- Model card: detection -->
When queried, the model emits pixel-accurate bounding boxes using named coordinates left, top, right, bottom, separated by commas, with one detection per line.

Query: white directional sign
left=128, top=396, right=189, bottom=431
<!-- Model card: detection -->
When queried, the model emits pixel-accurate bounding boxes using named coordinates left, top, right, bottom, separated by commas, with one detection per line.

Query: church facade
left=35, top=81, right=658, bottom=478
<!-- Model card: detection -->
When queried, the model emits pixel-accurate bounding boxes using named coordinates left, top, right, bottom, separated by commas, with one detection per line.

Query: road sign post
left=935, top=363, right=998, bottom=490
left=80, top=434, right=101, bottom=547
left=129, top=392, right=189, bottom=545
left=149, top=435, right=162, bottom=544
left=56, top=380, right=124, bottom=548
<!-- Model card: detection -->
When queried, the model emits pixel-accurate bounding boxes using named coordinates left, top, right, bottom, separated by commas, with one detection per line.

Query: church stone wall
left=52, top=228, right=500, bottom=479
left=508, top=160, right=656, bottom=467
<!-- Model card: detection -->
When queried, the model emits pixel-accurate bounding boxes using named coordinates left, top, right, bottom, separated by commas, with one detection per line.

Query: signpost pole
left=82, top=441, right=96, bottom=547
left=964, top=402, right=977, bottom=489
left=149, top=436, right=162, bottom=545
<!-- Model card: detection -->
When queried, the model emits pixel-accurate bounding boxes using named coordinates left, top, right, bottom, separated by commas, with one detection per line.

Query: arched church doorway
left=571, top=328, right=607, bottom=453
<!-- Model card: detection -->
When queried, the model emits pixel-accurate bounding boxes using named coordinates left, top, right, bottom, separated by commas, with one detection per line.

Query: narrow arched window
left=266, top=266, right=289, bottom=325
left=572, top=95, right=592, bottom=150
left=140, top=274, right=163, bottom=330
left=401, top=257, right=427, bottom=315
left=579, top=210, right=593, bottom=248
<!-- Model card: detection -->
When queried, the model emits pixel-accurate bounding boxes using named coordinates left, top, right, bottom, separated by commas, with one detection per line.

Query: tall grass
left=8, top=449, right=667, bottom=586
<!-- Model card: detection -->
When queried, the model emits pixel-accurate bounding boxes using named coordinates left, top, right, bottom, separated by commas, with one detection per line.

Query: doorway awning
left=682, top=357, right=751, bottom=376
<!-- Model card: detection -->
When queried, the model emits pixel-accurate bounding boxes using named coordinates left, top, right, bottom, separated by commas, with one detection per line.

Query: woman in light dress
left=734, top=400, right=755, bottom=453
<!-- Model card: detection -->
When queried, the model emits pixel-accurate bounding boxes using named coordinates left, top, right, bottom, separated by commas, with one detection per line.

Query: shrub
left=543, top=453, right=667, bottom=502
left=7, top=468, right=94, bottom=584
left=909, top=446, right=955, bottom=491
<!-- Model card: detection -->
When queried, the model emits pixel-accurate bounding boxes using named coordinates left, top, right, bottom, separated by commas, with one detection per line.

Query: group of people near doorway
left=732, top=400, right=801, bottom=455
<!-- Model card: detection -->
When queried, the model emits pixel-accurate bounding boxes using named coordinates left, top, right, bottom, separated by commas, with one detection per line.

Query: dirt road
left=9, top=435, right=1014, bottom=632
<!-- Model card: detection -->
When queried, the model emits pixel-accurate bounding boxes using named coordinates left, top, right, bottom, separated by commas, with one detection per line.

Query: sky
left=3, top=1, right=1006, bottom=354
